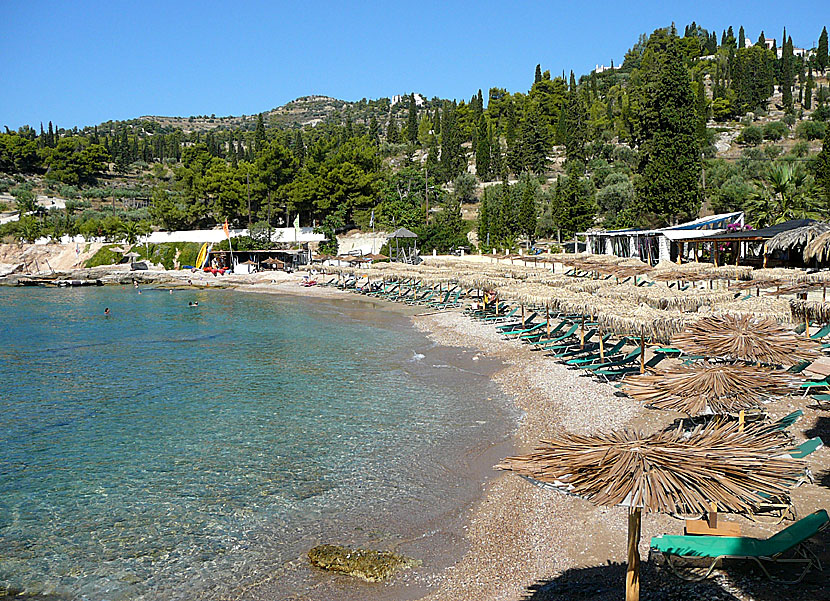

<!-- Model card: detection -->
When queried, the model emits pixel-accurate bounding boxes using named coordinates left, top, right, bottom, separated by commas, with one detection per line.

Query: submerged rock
left=307, top=544, right=421, bottom=582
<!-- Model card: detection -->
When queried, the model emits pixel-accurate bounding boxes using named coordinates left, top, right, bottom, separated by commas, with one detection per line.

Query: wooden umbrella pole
left=546, top=307, right=551, bottom=338
left=599, top=329, right=605, bottom=361
left=580, top=310, right=586, bottom=349
left=626, top=507, right=642, bottom=601
left=639, top=327, right=646, bottom=374
left=522, top=303, right=526, bottom=327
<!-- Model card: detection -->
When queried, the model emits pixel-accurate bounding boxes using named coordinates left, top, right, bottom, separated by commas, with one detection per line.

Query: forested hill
left=2, top=23, right=830, bottom=257
left=141, top=96, right=365, bottom=134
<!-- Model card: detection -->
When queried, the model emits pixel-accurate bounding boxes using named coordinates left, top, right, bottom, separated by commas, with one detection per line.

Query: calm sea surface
left=0, top=286, right=515, bottom=600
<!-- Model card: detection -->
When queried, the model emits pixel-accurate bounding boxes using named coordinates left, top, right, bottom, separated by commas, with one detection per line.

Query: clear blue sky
left=2, top=0, right=827, bottom=130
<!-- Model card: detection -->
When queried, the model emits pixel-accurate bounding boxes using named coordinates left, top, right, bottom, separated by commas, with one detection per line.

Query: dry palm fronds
left=751, top=268, right=809, bottom=282
left=766, top=222, right=830, bottom=254
left=790, top=299, right=830, bottom=324
left=621, top=363, right=800, bottom=416
left=711, top=295, right=794, bottom=323
left=496, top=421, right=804, bottom=514
left=672, top=314, right=820, bottom=366
left=804, top=231, right=830, bottom=263
left=596, top=303, right=689, bottom=344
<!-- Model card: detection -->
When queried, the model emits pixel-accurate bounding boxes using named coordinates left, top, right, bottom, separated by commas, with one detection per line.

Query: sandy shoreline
left=252, top=278, right=830, bottom=601
left=4, top=267, right=830, bottom=601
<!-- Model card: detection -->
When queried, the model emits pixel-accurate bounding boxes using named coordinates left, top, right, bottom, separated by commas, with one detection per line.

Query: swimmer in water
left=188, top=301, right=198, bottom=307
left=104, top=308, right=110, bottom=315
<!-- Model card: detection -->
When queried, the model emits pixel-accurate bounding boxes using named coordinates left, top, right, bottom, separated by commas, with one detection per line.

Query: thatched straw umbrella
left=672, top=314, right=820, bottom=366
left=497, top=421, right=805, bottom=601
left=766, top=222, right=830, bottom=258
left=621, top=363, right=801, bottom=416
left=804, top=230, right=830, bottom=264
left=790, top=298, right=830, bottom=326
left=710, top=294, right=794, bottom=324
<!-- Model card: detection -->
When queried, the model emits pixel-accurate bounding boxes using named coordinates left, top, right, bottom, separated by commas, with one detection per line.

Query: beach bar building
left=580, top=211, right=744, bottom=265
left=671, top=218, right=820, bottom=267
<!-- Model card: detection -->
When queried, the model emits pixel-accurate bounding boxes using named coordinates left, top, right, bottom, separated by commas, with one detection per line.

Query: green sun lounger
left=810, top=324, right=830, bottom=340
left=650, top=509, right=829, bottom=583
left=548, top=336, right=612, bottom=359
left=531, top=324, right=588, bottom=346
left=572, top=348, right=642, bottom=371
left=595, top=352, right=666, bottom=380
left=527, top=320, right=573, bottom=345
left=503, top=321, right=546, bottom=338
left=564, top=339, right=629, bottom=365
left=777, top=436, right=824, bottom=459
left=758, top=410, right=804, bottom=434
left=496, top=313, right=539, bottom=332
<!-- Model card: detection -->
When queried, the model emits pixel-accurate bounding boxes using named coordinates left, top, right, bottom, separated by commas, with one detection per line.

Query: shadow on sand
left=521, top=549, right=830, bottom=601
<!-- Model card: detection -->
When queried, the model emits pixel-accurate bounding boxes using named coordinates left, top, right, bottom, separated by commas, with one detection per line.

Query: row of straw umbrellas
left=313, top=255, right=828, bottom=600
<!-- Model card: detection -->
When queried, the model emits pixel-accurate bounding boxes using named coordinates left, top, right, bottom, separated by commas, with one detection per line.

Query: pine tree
left=407, top=93, right=418, bottom=144
left=738, top=26, right=745, bottom=49
left=535, top=64, right=542, bottom=85
left=819, top=27, right=829, bottom=73
left=635, top=35, right=701, bottom=224
left=475, top=115, right=491, bottom=180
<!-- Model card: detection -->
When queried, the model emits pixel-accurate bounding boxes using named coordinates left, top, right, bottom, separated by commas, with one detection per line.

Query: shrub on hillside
left=738, top=125, right=763, bottom=146
left=796, top=121, right=827, bottom=140
left=762, top=121, right=789, bottom=141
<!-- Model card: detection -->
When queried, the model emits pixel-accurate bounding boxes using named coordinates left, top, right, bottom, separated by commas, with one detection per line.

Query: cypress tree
left=535, top=64, right=542, bottom=85
left=520, top=102, right=548, bottom=175
left=433, top=108, right=441, bottom=136
left=477, top=187, right=490, bottom=246
left=563, top=91, right=587, bottom=166
left=475, top=115, right=491, bottom=180
left=368, top=116, right=380, bottom=144
left=518, top=176, right=538, bottom=243
left=407, top=93, right=418, bottom=144
left=293, top=130, right=305, bottom=164
left=815, top=127, right=830, bottom=207
left=805, top=71, right=814, bottom=110
left=758, top=30, right=766, bottom=48
left=440, top=103, right=465, bottom=181
left=635, top=35, right=701, bottom=224
left=781, top=33, right=794, bottom=112
left=738, top=26, right=745, bottom=49
left=47, top=121, right=54, bottom=147
left=819, top=27, right=829, bottom=73
left=255, top=114, right=266, bottom=150
left=695, top=77, right=708, bottom=142
left=386, top=116, right=399, bottom=143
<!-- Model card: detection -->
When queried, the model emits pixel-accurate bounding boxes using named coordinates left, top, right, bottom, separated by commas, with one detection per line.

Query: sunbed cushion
left=651, top=510, right=828, bottom=558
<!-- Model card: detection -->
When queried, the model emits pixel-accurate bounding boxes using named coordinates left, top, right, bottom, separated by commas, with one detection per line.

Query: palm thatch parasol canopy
left=804, top=229, right=830, bottom=263
left=621, top=363, right=801, bottom=416
left=766, top=222, right=830, bottom=254
left=497, top=421, right=805, bottom=601
left=672, top=314, right=820, bottom=366
left=497, top=421, right=804, bottom=514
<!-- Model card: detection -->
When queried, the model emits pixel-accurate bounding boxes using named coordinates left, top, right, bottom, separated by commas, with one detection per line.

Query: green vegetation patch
left=135, top=242, right=202, bottom=270
left=307, top=544, right=421, bottom=582
left=84, top=245, right=124, bottom=268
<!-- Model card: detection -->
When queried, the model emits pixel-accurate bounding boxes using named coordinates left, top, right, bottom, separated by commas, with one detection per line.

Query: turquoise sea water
left=0, top=286, right=514, bottom=600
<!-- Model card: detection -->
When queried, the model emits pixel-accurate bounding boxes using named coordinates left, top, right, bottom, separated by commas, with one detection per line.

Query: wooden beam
left=626, top=508, right=641, bottom=601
